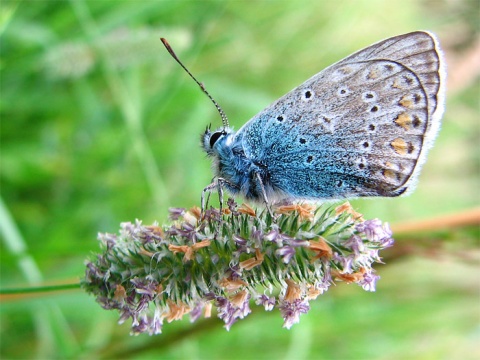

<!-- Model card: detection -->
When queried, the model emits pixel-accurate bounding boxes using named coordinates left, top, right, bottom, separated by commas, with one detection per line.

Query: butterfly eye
left=209, top=131, right=224, bottom=147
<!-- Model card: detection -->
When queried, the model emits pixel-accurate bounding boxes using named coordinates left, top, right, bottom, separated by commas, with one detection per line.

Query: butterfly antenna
left=160, top=38, right=229, bottom=129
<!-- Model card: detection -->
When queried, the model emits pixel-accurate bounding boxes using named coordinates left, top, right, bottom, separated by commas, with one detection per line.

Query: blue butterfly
left=162, top=31, right=445, bottom=210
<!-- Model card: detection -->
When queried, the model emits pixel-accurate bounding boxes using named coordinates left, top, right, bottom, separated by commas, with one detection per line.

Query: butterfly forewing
left=237, top=31, right=445, bottom=200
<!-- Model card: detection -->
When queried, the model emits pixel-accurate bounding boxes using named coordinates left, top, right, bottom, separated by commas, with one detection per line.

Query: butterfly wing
left=237, top=31, right=445, bottom=199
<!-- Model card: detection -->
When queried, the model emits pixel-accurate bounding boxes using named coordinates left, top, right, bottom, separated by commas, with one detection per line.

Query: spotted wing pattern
left=237, top=31, right=445, bottom=199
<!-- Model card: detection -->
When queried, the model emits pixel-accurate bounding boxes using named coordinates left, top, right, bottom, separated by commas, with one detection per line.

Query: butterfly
left=162, top=31, right=445, bottom=210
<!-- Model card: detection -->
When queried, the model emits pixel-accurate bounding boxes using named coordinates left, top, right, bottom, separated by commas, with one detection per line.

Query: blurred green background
left=1, top=0, right=479, bottom=359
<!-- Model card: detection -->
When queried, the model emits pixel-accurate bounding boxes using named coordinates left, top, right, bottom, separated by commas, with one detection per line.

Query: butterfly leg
left=201, top=177, right=216, bottom=211
left=201, top=177, right=240, bottom=218
left=201, top=181, right=217, bottom=214
left=254, top=172, right=274, bottom=219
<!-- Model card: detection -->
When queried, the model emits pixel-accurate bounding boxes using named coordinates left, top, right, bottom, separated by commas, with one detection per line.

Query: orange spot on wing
left=391, top=138, right=408, bottom=155
left=392, top=79, right=402, bottom=89
left=367, top=69, right=379, bottom=79
left=394, top=112, right=412, bottom=130
left=399, top=95, right=414, bottom=109
left=382, top=169, right=396, bottom=180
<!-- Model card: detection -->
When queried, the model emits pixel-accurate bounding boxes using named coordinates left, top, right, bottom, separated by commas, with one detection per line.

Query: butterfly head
left=202, top=126, right=235, bottom=156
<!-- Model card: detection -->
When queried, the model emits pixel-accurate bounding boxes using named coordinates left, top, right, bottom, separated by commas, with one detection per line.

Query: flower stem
left=0, top=282, right=81, bottom=295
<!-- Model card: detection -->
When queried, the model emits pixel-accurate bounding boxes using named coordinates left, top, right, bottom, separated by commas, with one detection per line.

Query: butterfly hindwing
left=237, top=31, right=444, bottom=199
